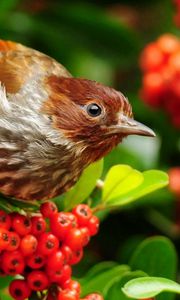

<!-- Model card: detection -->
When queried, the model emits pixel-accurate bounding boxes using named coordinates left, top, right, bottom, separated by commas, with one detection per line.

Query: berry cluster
left=174, top=0, right=180, bottom=27
left=0, top=202, right=103, bottom=300
left=139, top=34, right=180, bottom=128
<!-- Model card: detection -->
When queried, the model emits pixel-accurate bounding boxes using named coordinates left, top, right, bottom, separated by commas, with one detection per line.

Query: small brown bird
left=0, top=40, right=154, bottom=201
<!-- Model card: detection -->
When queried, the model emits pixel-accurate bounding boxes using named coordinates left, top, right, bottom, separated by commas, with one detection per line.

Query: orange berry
left=140, top=43, right=164, bottom=72
left=143, top=72, right=164, bottom=94
left=168, top=51, right=180, bottom=73
left=141, top=72, right=165, bottom=107
left=168, top=167, right=180, bottom=195
left=157, top=34, right=180, bottom=55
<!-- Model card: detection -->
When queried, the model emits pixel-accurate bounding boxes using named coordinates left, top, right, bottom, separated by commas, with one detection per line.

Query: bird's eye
left=86, top=103, right=102, bottom=117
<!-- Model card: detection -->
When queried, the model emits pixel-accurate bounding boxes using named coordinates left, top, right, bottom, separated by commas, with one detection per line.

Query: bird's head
left=43, top=76, right=155, bottom=163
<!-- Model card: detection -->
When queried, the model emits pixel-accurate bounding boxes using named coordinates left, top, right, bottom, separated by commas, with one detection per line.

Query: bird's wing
left=0, top=39, right=71, bottom=94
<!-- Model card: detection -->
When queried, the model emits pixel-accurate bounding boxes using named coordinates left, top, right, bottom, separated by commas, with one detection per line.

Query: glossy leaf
left=130, top=236, right=177, bottom=300
left=0, top=292, right=12, bottom=300
left=0, top=276, right=13, bottom=289
left=81, top=265, right=130, bottom=296
left=102, top=165, right=144, bottom=203
left=80, top=261, right=118, bottom=285
left=105, top=271, right=147, bottom=300
left=105, top=169, right=168, bottom=207
left=63, top=159, right=103, bottom=210
left=130, top=236, right=177, bottom=278
left=122, top=277, right=180, bottom=299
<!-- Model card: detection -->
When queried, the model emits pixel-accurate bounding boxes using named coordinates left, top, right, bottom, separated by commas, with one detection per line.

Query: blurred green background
left=0, top=0, right=180, bottom=292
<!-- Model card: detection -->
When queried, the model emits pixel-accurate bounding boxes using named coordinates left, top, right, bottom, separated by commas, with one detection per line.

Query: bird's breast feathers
left=0, top=40, right=83, bottom=200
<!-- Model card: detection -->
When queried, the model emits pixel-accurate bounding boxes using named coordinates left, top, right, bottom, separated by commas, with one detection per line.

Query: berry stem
left=92, top=203, right=107, bottom=213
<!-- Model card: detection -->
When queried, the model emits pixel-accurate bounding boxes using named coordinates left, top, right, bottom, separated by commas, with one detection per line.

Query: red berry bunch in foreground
left=139, top=34, right=180, bottom=128
left=0, top=202, right=102, bottom=300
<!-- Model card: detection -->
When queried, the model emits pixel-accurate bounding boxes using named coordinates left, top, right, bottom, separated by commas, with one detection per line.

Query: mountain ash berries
left=0, top=202, right=102, bottom=300
left=140, top=34, right=180, bottom=128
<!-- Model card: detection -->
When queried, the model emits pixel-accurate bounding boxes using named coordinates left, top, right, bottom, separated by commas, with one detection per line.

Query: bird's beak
left=108, top=114, right=156, bottom=137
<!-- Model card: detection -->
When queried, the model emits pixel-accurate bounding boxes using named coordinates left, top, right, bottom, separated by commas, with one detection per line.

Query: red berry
left=62, top=280, right=81, bottom=295
left=27, top=252, right=46, bottom=269
left=12, top=214, right=32, bottom=236
left=7, top=232, right=20, bottom=251
left=31, top=216, right=46, bottom=236
left=85, top=293, right=104, bottom=300
left=50, top=212, right=72, bottom=240
left=139, top=43, right=164, bottom=72
left=160, top=64, right=174, bottom=83
left=0, top=228, right=10, bottom=250
left=2, top=250, right=25, bottom=275
left=47, top=264, right=72, bottom=285
left=60, top=245, right=73, bottom=264
left=80, top=227, right=90, bottom=246
left=37, top=232, right=59, bottom=256
left=27, top=270, right=49, bottom=291
left=57, top=289, right=78, bottom=300
left=0, top=210, right=11, bottom=229
left=87, top=215, right=100, bottom=236
left=169, top=167, right=180, bottom=195
left=57, top=264, right=72, bottom=284
left=143, top=72, right=165, bottom=97
left=40, top=201, right=58, bottom=218
left=65, top=228, right=84, bottom=251
left=46, top=268, right=63, bottom=284
left=169, top=74, right=180, bottom=98
left=46, top=249, right=65, bottom=271
left=20, top=234, right=38, bottom=256
left=72, top=204, right=92, bottom=226
left=9, top=279, right=31, bottom=300
left=46, top=267, right=64, bottom=284
left=157, top=34, right=179, bottom=55
left=66, top=212, right=78, bottom=227
left=69, top=249, right=83, bottom=265
left=168, top=51, right=180, bottom=73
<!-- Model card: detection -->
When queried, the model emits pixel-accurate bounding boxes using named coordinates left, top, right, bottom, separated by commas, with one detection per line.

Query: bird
left=0, top=40, right=155, bottom=201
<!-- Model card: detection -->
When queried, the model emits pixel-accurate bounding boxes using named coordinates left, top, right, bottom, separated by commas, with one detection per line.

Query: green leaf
left=0, top=276, right=13, bottom=289
left=105, top=169, right=168, bottom=207
left=130, top=236, right=177, bottom=300
left=81, top=265, right=130, bottom=297
left=0, top=276, right=13, bottom=300
left=102, top=165, right=144, bottom=203
left=0, top=292, right=12, bottom=300
left=106, top=271, right=147, bottom=300
left=63, top=159, right=103, bottom=210
left=122, top=277, right=180, bottom=299
left=130, top=236, right=177, bottom=278
left=80, top=261, right=118, bottom=285
left=0, top=194, right=39, bottom=213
